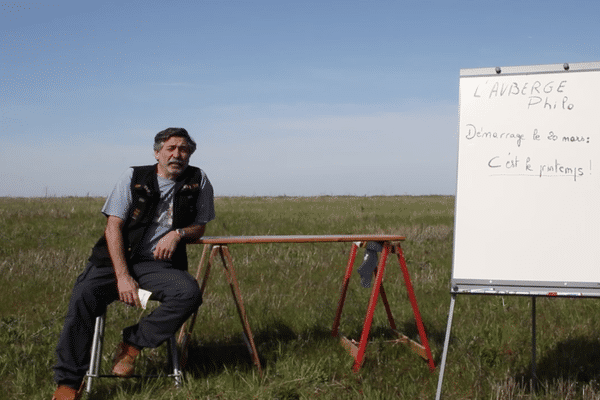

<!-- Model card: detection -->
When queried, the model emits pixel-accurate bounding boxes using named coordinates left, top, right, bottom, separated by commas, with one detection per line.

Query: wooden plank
left=339, top=336, right=359, bottom=359
left=390, top=330, right=428, bottom=360
left=194, top=234, right=405, bottom=245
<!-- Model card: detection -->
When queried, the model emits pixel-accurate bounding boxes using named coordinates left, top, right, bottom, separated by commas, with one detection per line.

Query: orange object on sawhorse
left=177, top=235, right=435, bottom=375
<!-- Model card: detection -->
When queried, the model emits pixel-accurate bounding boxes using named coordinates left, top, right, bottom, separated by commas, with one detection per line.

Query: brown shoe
left=112, top=341, right=140, bottom=377
left=51, top=383, right=83, bottom=400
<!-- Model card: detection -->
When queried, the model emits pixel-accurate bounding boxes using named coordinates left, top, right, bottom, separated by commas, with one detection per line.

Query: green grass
left=1, top=196, right=600, bottom=399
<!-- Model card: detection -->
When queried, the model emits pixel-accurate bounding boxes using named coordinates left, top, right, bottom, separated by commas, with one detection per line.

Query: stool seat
left=85, top=309, right=183, bottom=394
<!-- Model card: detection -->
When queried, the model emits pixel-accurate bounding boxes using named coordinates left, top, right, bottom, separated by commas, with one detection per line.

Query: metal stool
left=85, top=308, right=183, bottom=394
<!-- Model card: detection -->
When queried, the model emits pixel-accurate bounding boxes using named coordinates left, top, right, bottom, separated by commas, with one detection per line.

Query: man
left=52, top=128, right=215, bottom=400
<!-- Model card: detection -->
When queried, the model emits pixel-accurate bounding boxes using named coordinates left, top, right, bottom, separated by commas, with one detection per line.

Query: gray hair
left=153, top=127, right=197, bottom=154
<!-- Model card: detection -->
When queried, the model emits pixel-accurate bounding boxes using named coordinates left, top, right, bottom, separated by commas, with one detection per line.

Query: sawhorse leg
left=395, top=244, right=435, bottom=371
left=332, top=241, right=360, bottom=337
left=178, top=244, right=262, bottom=375
left=178, top=244, right=211, bottom=367
left=332, top=241, right=435, bottom=372
left=352, top=242, right=392, bottom=372
left=217, top=245, right=262, bottom=374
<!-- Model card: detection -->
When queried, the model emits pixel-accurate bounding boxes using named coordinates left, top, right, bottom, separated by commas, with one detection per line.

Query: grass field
left=2, top=196, right=600, bottom=399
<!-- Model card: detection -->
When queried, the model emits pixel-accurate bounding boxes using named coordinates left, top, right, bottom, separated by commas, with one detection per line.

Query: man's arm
left=153, top=224, right=206, bottom=261
left=105, top=215, right=141, bottom=307
left=179, top=224, right=206, bottom=241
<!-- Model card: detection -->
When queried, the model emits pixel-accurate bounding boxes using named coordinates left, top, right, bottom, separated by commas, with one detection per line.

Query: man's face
left=155, top=136, right=192, bottom=179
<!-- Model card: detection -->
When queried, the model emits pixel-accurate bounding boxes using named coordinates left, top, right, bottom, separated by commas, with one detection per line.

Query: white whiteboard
left=452, top=62, right=600, bottom=296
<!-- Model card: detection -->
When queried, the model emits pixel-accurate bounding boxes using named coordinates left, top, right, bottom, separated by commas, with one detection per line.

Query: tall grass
left=1, top=196, right=600, bottom=399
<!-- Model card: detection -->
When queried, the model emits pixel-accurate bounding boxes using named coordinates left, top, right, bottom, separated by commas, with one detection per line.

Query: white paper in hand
left=138, top=289, right=152, bottom=309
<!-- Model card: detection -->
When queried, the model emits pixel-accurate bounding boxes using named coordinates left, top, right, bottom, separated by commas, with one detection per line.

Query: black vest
left=89, top=164, right=202, bottom=271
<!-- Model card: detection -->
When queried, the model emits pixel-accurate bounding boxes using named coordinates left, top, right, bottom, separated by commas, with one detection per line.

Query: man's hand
left=105, top=215, right=140, bottom=307
left=153, top=230, right=182, bottom=260
left=116, top=273, right=141, bottom=308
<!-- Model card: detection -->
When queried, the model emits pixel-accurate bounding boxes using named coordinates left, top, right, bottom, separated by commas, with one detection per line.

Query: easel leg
left=531, top=296, right=537, bottom=392
left=395, top=244, right=435, bottom=371
left=352, top=244, right=391, bottom=372
left=332, top=242, right=360, bottom=337
left=218, top=245, right=263, bottom=375
left=435, top=293, right=457, bottom=400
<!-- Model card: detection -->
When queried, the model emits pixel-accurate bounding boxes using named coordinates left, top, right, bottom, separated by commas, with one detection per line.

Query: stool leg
left=86, top=314, right=105, bottom=393
left=167, top=336, right=183, bottom=387
left=85, top=310, right=183, bottom=391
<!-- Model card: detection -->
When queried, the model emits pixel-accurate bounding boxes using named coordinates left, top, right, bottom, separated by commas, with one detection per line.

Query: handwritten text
left=465, top=124, right=525, bottom=147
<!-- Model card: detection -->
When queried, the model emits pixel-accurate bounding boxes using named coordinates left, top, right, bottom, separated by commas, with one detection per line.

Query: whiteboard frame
left=451, top=61, right=600, bottom=298
left=460, top=61, right=600, bottom=77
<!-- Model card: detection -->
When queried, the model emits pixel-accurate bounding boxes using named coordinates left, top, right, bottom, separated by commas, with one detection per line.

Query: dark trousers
left=53, top=260, right=202, bottom=388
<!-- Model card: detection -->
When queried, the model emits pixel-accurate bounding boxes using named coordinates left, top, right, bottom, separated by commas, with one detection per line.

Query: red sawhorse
left=332, top=239, right=435, bottom=372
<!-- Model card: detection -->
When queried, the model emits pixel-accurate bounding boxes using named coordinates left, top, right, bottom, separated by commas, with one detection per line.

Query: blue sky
left=2, top=0, right=600, bottom=197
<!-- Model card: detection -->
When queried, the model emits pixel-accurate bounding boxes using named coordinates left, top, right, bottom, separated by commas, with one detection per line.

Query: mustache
left=168, top=158, right=185, bottom=165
